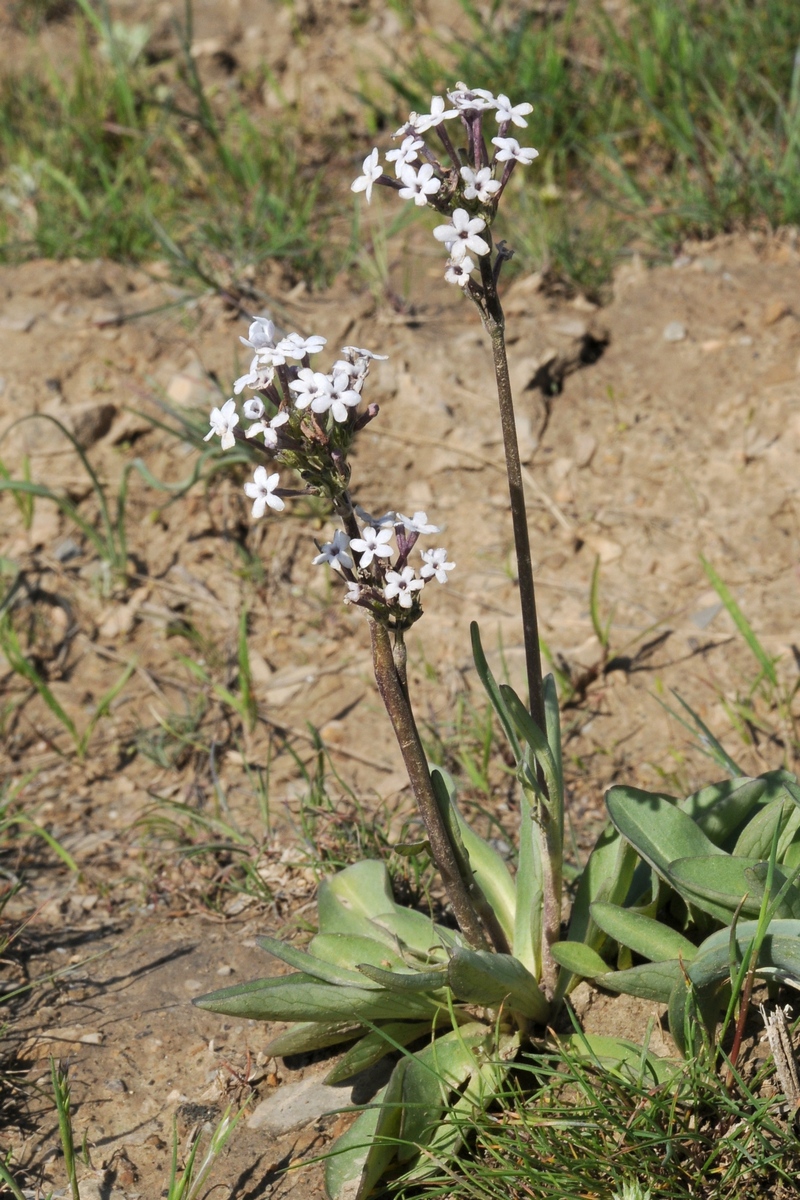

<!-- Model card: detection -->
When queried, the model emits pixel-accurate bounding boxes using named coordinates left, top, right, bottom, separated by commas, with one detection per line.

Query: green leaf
left=193, top=973, right=439, bottom=1022
left=257, top=935, right=383, bottom=988
left=734, top=792, right=796, bottom=860
left=325, top=1063, right=406, bottom=1200
left=549, top=942, right=609, bottom=978
left=500, top=685, right=560, bottom=805
left=596, top=959, right=684, bottom=1004
left=264, top=1021, right=364, bottom=1058
left=543, top=673, right=564, bottom=819
left=701, top=557, right=778, bottom=687
left=324, top=1022, right=434, bottom=1086
left=681, top=776, right=767, bottom=845
left=447, top=948, right=549, bottom=1022
left=565, top=824, right=638, bottom=950
left=589, top=903, right=697, bottom=963
left=470, top=622, right=522, bottom=763
left=513, top=790, right=543, bottom=978
left=606, top=785, right=726, bottom=880
left=668, top=856, right=800, bottom=921
left=309, top=934, right=409, bottom=974
left=355, top=964, right=448, bottom=992
left=397, top=1026, right=486, bottom=1163
left=437, top=767, right=517, bottom=947
left=667, top=690, right=745, bottom=778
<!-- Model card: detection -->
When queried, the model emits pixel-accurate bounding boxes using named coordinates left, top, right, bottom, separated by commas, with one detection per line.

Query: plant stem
left=369, top=617, right=490, bottom=950
left=476, top=261, right=545, bottom=734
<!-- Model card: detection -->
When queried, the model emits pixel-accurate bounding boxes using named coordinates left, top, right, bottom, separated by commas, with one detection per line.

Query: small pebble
left=216, top=965, right=234, bottom=976
left=663, top=321, right=687, bottom=342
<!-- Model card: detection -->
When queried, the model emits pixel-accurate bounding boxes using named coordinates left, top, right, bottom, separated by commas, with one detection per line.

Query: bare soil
left=2, top=3, right=800, bottom=1198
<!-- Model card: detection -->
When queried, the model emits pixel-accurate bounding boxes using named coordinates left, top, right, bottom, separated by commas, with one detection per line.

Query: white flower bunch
left=351, top=82, right=538, bottom=289
left=203, top=321, right=454, bottom=630
left=313, top=509, right=454, bottom=624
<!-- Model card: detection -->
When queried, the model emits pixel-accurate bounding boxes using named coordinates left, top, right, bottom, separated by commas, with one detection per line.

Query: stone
left=247, top=1074, right=351, bottom=1135
left=763, top=298, right=790, bottom=326
left=574, top=433, right=597, bottom=468
left=663, top=321, right=687, bottom=342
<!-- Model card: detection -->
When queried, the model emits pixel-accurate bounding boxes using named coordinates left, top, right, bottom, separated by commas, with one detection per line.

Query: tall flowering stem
left=352, top=82, right=563, bottom=989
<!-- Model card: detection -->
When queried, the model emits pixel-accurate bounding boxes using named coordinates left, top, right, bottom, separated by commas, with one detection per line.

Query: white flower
left=384, top=566, right=424, bottom=609
left=396, top=511, right=441, bottom=535
left=444, top=256, right=474, bottom=287
left=398, top=163, right=441, bottom=206
left=447, top=83, right=496, bottom=112
left=203, top=398, right=239, bottom=450
left=351, top=148, right=383, bottom=203
left=385, top=135, right=425, bottom=178
left=239, top=316, right=276, bottom=351
left=275, top=332, right=327, bottom=361
left=233, top=357, right=275, bottom=394
left=433, top=208, right=490, bottom=261
left=491, top=137, right=539, bottom=165
left=289, top=368, right=333, bottom=411
left=420, top=547, right=455, bottom=583
left=350, top=526, right=394, bottom=569
left=313, top=530, right=353, bottom=572
left=413, top=95, right=459, bottom=132
left=494, top=94, right=533, bottom=128
left=344, top=581, right=362, bottom=604
left=245, top=409, right=289, bottom=448
left=244, top=466, right=284, bottom=516
left=327, top=373, right=361, bottom=423
left=460, top=165, right=501, bottom=204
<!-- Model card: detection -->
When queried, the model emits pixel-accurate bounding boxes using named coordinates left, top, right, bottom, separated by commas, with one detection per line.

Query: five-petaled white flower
left=420, top=547, right=455, bottom=583
left=396, top=511, right=441, bottom=534
left=350, top=526, right=394, bottom=569
left=460, top=165, right=501, bottom=204
left=445, top=256, right=475, bottom=287
left=433, top=208, right=490, bottom=261
left=494, top=94, right=533, bottom=128
left=289, top=368, right=333, bottom=410
left=276, top=332, right=327, bottom=361
left=351, top=148, right=383, bottom=204
left=398, top=163, right=441, bottom=207
left=413, top=95, right=459, bottom=132
left=313, top=530, right=353, bottom=572
left=243, top=396, right=265, bottom=420
left=204, top=398, right=239, bottom=450
left=327, top=374, right=361, bottom=423
left=491, top=137, right=539, bottom=165
left=384, top=567, right=425, bottom=609
left=385, top=135, right=425, bottom=177
left=240, top=316, right=276, bottom=351
left=244, top=466, right=284, bottom=516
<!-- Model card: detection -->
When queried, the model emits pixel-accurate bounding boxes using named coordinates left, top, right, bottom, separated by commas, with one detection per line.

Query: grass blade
left=701, top=556, right=778, bottom=687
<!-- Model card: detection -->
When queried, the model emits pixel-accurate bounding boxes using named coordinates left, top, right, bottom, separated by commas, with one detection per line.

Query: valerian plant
left=193, top=84, right=800, bottom=1198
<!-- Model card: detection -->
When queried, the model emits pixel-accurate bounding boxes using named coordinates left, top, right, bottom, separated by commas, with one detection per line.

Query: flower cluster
left=312, top=508, right=454, bottom=627
left=351, top=83, right=537, bottom=289
left=203, top=320, right=454, bottom=629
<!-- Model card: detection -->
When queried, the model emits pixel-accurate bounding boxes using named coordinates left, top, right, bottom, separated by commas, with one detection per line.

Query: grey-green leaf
left=325, top=1062, right=406, bottom=1200
left=194, top=974, right=438, bottom=1022
left=595, top=959, right=683, bottom=1004
left=257, top=935, right=382, bottom=988
left=606, top=785, right=726, bottom=879
left=549, top=941, right=609, bottom=978
left=324, top=1022, right=433, bottom=1085
left=589, top=902, right=697, bottom=963
left=447, top=948, right=549, bottom=1022
left=264, top=1021, right=364, bottom=1058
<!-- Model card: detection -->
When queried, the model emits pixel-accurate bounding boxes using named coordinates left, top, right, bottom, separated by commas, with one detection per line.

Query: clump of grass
left=392, top=1030, right=800, bottom=1200
left=385, top=0, right=800, bottom=294
left=0, top=0, right=325, bottom=283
